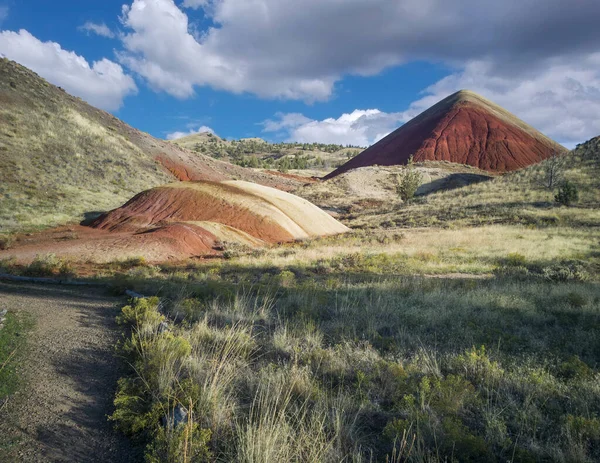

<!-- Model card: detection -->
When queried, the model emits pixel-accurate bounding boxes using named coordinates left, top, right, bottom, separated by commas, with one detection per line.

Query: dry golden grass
left=231, top=225, right=597, bottom=274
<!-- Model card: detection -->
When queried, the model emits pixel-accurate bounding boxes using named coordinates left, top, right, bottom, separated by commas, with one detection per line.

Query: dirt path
left=0, top=281, right=142, bottom=462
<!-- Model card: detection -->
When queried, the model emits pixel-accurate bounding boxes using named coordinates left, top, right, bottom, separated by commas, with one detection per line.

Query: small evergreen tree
left=554, top=181, right=579, bottom=206
left=396, top=155, right=423, bottom=201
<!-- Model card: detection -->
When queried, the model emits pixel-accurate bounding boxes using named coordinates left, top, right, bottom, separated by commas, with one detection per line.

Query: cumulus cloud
left=79, top=21, right=115, bottom=39
left=166, top=125, right=215, bottom=140
left=117, top=0, right=335, bottom=100
left=264, top=110, right=406, bottom=146
left=116, top=0, right=600, bottom=97
left=261, top=113, right=312, bottom=133
left=0, top=29, right=137, bottom=111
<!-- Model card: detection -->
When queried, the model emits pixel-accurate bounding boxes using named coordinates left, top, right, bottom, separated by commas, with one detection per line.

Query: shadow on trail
left=0, top=280, right=109, bottom=301
left=38, top=343, right=143, bottom=463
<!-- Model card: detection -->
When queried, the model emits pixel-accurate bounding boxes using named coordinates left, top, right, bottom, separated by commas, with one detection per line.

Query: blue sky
left=1, top=0, right=599, bottom=147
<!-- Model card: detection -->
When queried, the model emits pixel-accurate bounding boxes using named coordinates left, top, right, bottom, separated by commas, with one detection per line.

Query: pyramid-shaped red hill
left=326, top=90, right=567, bottom=178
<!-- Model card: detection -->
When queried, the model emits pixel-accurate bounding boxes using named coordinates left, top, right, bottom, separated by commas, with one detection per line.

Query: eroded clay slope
left=326, top=90, right=567, bottom=178
left=92, top=181, right=349, bottom=244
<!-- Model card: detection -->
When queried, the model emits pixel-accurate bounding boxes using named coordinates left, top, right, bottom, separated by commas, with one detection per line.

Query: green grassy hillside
left=0, top=59, right=177, bottom=232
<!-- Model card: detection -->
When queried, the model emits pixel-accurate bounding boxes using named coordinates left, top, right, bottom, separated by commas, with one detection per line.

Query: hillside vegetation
left=170, top=132, right=363, bottom=173
left=0, top=59, right=173, bottom=232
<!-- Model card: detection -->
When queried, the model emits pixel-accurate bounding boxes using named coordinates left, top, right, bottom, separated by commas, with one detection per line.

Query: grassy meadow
left=108, top=269, right=600, bottom=462
left=349, top=143, right=600, bottom=231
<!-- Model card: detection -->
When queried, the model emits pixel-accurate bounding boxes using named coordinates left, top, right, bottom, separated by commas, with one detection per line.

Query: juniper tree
left=396, top=155, right=423, bottom=201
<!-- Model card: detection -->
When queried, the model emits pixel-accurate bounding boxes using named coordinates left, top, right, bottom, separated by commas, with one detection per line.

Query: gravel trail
left=0, top=281, right=142, bottom=462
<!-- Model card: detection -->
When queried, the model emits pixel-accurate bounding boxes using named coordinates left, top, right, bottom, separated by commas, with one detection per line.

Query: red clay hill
left=325, top=90, right=568, bottom=178
left=1, top=181, right=348, bottom=263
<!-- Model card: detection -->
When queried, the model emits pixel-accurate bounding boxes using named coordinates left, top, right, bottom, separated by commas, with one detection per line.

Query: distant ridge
left=326, top=90, right=568, bottom=178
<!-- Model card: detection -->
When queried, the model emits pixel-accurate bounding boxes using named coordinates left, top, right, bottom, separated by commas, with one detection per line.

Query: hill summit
left=326, top=90, right=567, bottom=178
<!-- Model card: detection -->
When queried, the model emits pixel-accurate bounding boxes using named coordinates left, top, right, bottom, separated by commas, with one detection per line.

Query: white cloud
left=0, top=6, right=8, bottom=24
left=79, top=21, right=115, bottom=39
left=261, top=113, right=312, bottom=133
left=265, top=110, right=405, bottom=147
left=166, top=125, right=215, bottom=140
left=115, top=0, right=600, bottom=100
left=118, top=0, right=336, bottom=100
left=0, top=29, right=137, bottom=111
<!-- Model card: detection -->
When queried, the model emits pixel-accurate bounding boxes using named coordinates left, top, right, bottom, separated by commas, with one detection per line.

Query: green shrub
left=427, top=374, right=476, bottom=415
left=0, top=256, right=17, bottom=273
left=557, top=356, right=594, bottom=380
left=505, top=252, right=527, bottom=267
left=119, top=256, right=148, bottom=270
left=111, top=376, right=161, bottom=435
left=453, top=346, right=503, bottom=385
left=24, top=253, right=73, bottom=277
left=541, top=262, right=589, bottom=282
left=555, top=181, right=579, bottom=206
left=276, top=270, right=296, bottom=288
left=146, top=421, right=212, bottom=463
left=383, top=418, right=410, bottom=441
left=441, top=417, right=492, bottom=462
left=396, top=164, right=423, bottom=202
left=221, top=242, right=252, bottom=259
left=116, top=297, right=164, bottom=327
left=567, top=415, right=600, bottom=442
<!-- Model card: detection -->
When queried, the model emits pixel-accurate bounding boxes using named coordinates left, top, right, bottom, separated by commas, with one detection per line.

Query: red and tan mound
left=93, top=181, right=348, bottom=243
left=1, top=181, right=348, bottom=263
left=326, top=90, right=567, bottom=178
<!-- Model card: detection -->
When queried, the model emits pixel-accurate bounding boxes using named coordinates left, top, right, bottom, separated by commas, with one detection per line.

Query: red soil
left=0, top=223, right=222, bottom=263
left=128, top=223, right=221, bottom=256
left=92, top=183, right=297, bottom=243
left=1, top=182, right=347, bottom=265
left=155, top=154, right=226, bottom=182
left=326, top=90, right=568, bottom=178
